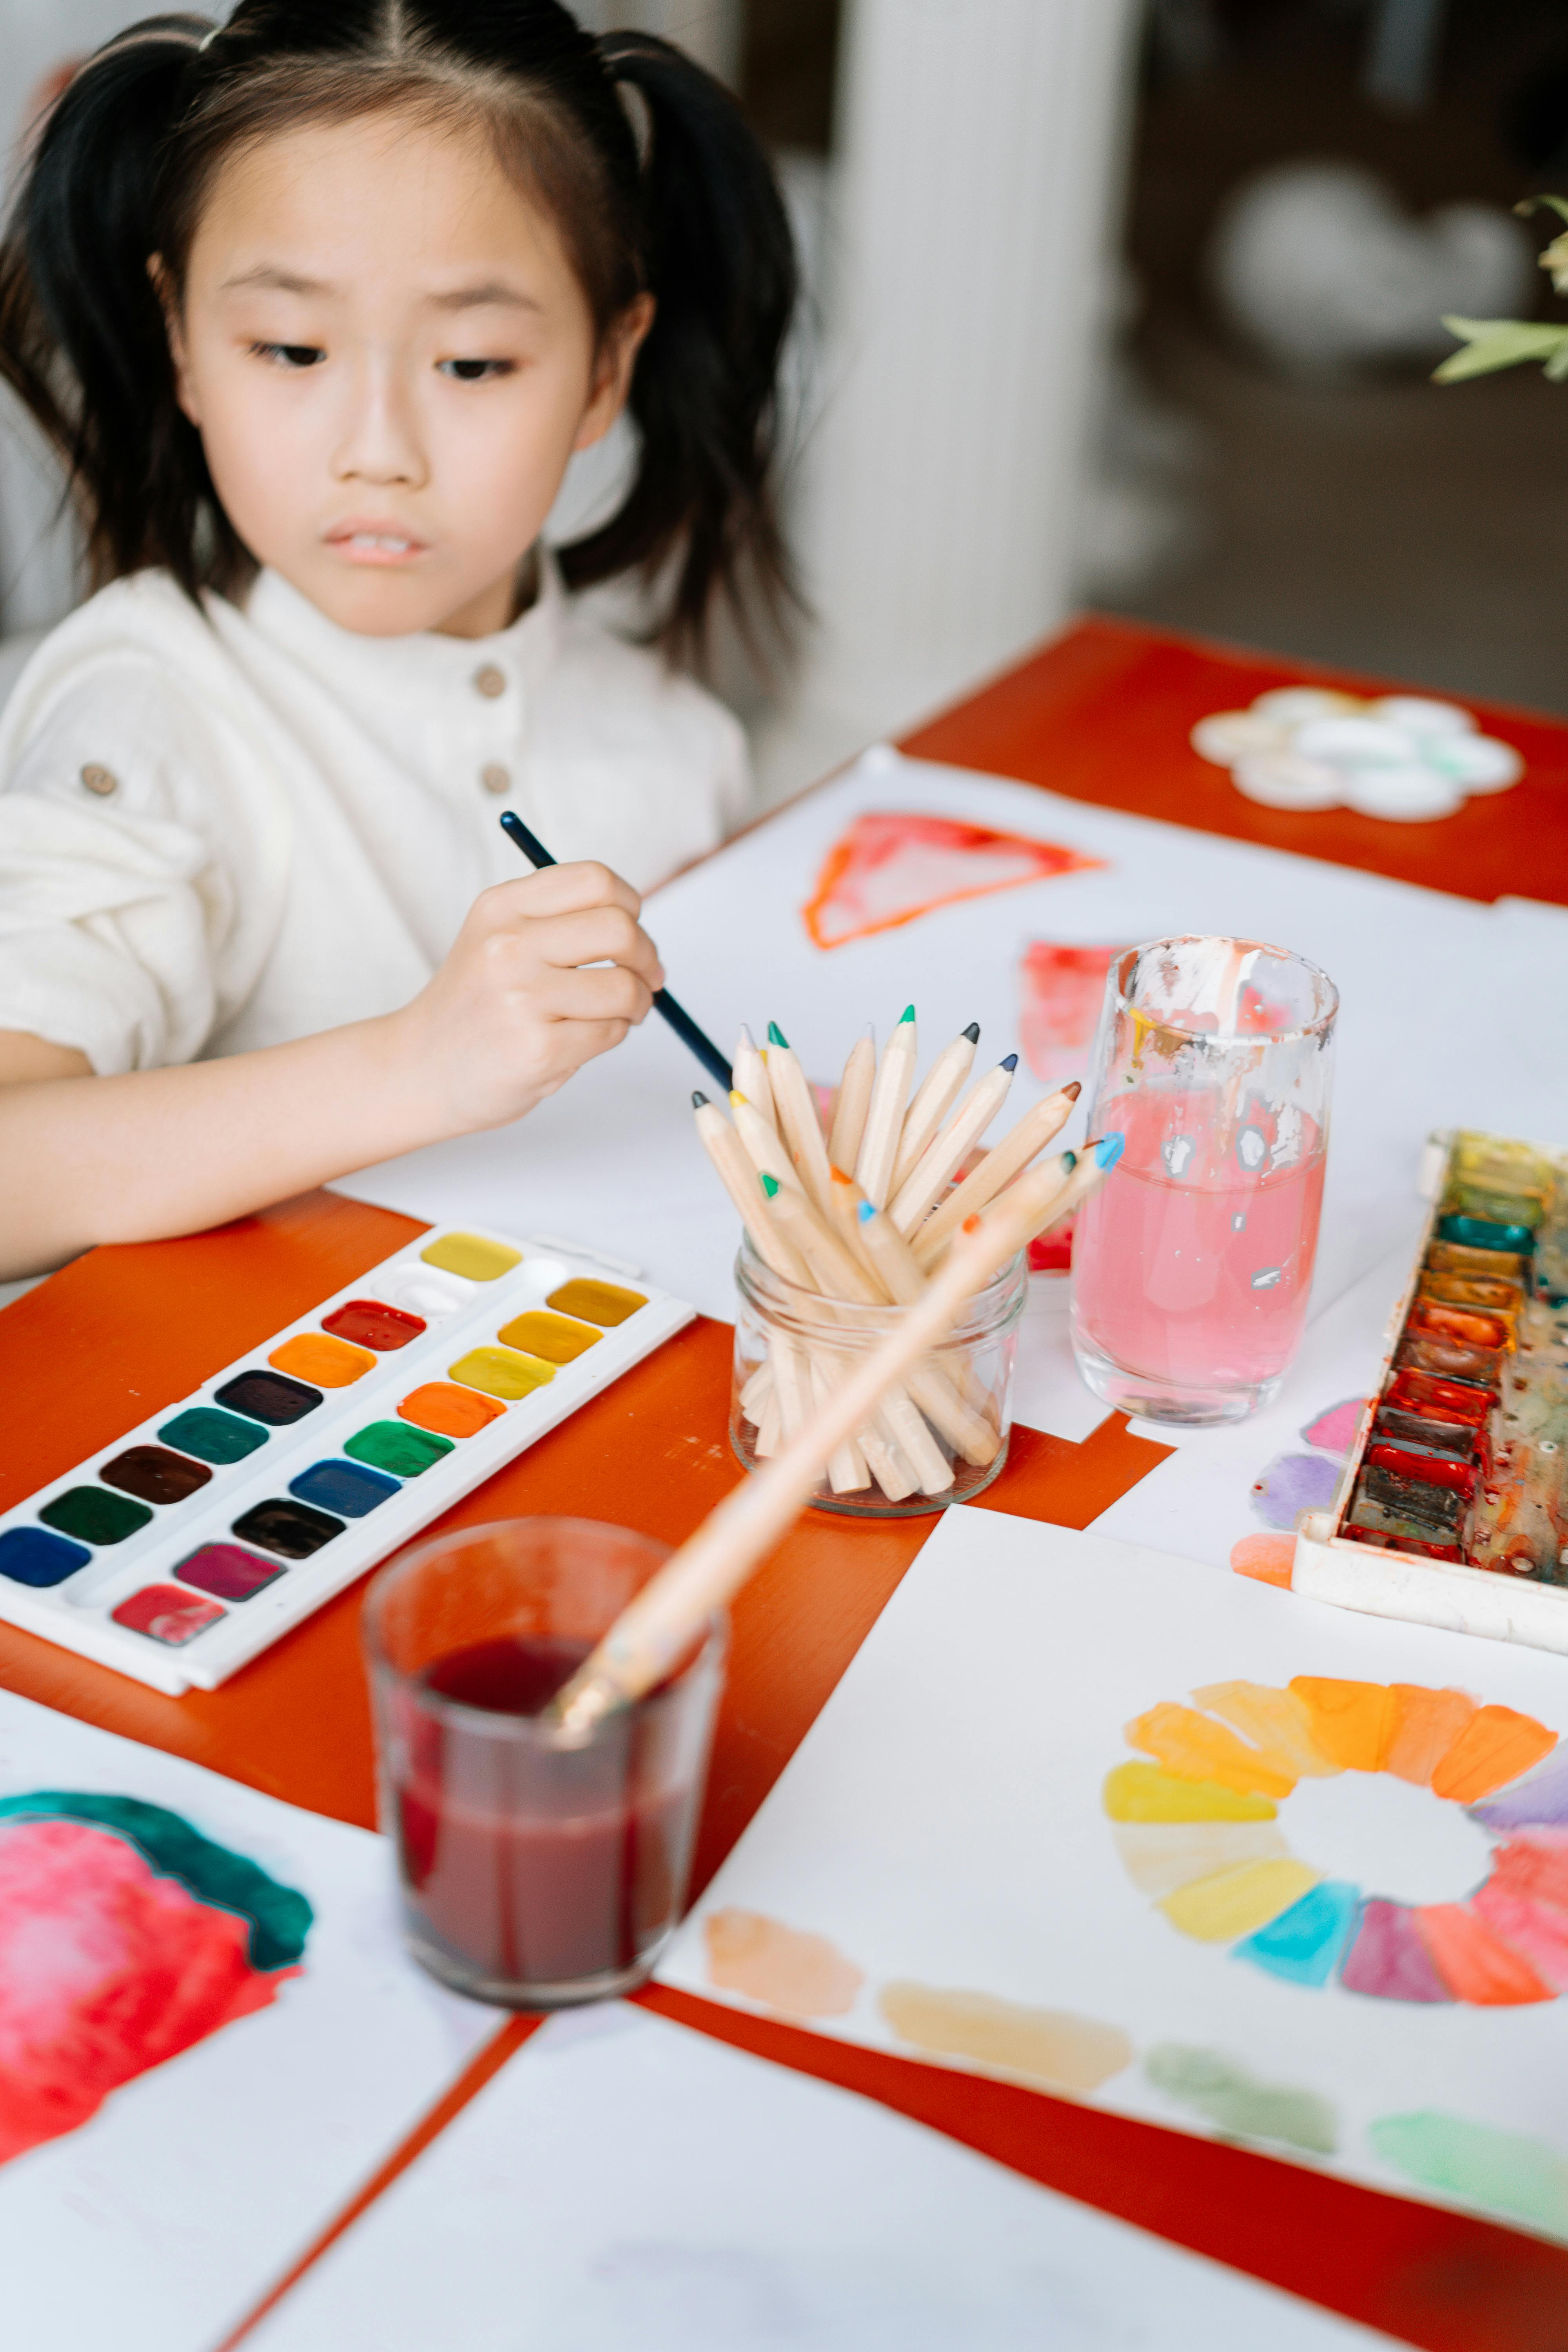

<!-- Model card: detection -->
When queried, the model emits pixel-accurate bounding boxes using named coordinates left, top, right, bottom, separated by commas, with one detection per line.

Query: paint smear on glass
left=801, top=813, right=1103, bottom=950
left=1250, top=1452, right=1342, bottom=1531
left=1289, top=1678, right=1398, bottom=1772
left=1192, top=1681, right=1339, bottom=1778
left=1428, top=1708, right=1556, bottom=1805
left=1229, top=1532, right=1296, bottom=1586
left=879, top=1983, right=1131, bottom=2094
left=1123, top=1703, right=1298, bottom=1798
left=1018, top=942, right=1121, bottom=1086
left=1234, top=1880, right=1361, bottom=1987
left=1102, top=1762, right=1277, bottom=1824
left=1158, top=1858, right=1322, bottom=1943
left=1385, top=1685, right=1480, bottom=1787
left=1299, top=1398, right=1368, bottom=1455
left=1112, top=1819, right=1289, bottom=1896
left=1340, top=1898, right=1454, bottom=2002
left=1146, top=2045, right=1338, bottom=2155
left=1414, top=1902, right=1555, bottom=2005
left=0, top=1794, right=311, bottom=2164
left=703, top=1909, right=864, bottom=2018
left=1369, top=2112, right=1568, bottom=2241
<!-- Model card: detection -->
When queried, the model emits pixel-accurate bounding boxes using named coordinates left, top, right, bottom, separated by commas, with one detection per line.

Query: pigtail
left=0, top=17, right=222, bottom=596
left=560, top=33, right=799, bottom=665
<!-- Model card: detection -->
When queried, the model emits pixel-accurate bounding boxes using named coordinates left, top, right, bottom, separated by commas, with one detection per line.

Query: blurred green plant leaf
left=1515, top=194, right=1568, bottom=228
left=1433, top=317, right=1568, bottom=383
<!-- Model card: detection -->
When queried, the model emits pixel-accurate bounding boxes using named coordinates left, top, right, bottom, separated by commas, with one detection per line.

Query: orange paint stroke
left=1414, top=1902, right=1557, bottom=2005
left=1124, top=1704, right=1297, bottom=1798
left=878, top=1983, right=1132, bottom=2094
left=1289, top=1677, right=1397, bottom=1772
left=1229, top=1533, right=1295, bottom=1588
left=1192, top=1681, right=1339, bottom=1778
left=1385, top=1686, right=1480, bottom=1788
left=703, top=1908, right=864, bottom=2018
left=1429, top=1707, right=1558, bottom=1805
left=801, top=812, right=1103, bottom=950
left=1471, top=1884, right=1568, bottom=1993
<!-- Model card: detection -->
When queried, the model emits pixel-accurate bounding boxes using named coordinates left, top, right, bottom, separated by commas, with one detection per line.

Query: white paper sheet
left=247, top=2000, right=1391, bottom=2351
left=0, top=1689, right=494, bottom=2352
left=658, top=1510, right=1568, bottom=2243
left=335, top=749, right=1568, bottom=1447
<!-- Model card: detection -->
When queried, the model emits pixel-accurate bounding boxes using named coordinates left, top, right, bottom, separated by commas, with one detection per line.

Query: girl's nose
left=330, top=358, right=427, bottom=489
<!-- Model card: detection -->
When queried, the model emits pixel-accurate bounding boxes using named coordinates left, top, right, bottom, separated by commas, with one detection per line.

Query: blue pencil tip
left=1096, top=1132, right=1125, bottom=1171
left=858, top=1200, right=875, bottom=1223
left=1001, top=1053, right=1018, bottom=1072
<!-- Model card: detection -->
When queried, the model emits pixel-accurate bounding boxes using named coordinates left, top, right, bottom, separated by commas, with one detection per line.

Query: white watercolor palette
left=0, top=1226, right=693, bottom=1695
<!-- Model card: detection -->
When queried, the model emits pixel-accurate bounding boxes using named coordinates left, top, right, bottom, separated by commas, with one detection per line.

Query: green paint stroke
left=0, top=1792, right=312, bottom=1972
left=1370, top=2113, right=1568, bottom=2242
left=1146, top=2044, right=1338, bottom=2155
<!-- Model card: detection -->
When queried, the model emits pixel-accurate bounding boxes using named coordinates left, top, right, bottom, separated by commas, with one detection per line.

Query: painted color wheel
left=1104, top=1678, right=1568, bottom=2004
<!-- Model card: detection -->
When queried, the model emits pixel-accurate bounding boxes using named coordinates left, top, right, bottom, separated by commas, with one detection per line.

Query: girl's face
left=166, top=110, right=648, bottom=639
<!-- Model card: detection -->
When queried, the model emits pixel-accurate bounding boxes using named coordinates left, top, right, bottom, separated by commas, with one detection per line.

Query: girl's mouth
left=325, top=524, right=429, bottom=565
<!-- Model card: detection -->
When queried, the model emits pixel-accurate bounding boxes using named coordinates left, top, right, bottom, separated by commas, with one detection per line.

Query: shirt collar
left=241, top=547, right=566, bottom=707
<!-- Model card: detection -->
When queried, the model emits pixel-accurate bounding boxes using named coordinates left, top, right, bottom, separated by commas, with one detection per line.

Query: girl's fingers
left=478, top=861, right=643, bottom=924
left=496, top=904, right=664, bottom=987
left=535, top=964, right=655, bottom=1026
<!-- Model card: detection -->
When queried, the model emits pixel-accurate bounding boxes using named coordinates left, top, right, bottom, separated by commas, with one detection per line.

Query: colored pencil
left=732, top=1025, right=776, bottom=1131
left=765, top=1020, right=835, bottom=1213
left=854, top=1005, right=918, bottom=1207
left=889, top=1021, right=979, bottom=1196
left=827, top=1025, right=877, bottom=1172
left=545, top=1150, right=1113, bottom=1735
left=692, top=1094, right=805, bottom=1282
left=730, top=1091, right=805, bottom=1195
left=889, top=1054, right=1019, bottom=1234
left=499, top=810, right=731, bottom=1091
left=912, top=1080, right=1082, bottom=1266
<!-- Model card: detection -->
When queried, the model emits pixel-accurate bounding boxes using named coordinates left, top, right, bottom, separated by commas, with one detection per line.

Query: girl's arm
left=0, top=862, right=664, bottom=1281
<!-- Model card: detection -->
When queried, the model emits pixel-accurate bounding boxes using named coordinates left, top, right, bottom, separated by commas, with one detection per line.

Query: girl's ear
left=148, top=254, right=200, bottom=425
left=573, top=292, right=654, bottom=452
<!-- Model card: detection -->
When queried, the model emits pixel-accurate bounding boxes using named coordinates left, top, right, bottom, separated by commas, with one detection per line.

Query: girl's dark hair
left=0, top=2, right=798, bottom=661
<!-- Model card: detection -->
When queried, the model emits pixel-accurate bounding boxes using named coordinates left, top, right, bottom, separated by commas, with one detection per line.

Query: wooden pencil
left=889, top=1020, right=979, bottom=1196
left=827, top=1026, right=877, bottom=1173
left=545, top=1152, right=1112, bottom=1735
left=732, top=1025, right=776, bottom=1131
left=889, top=1054, right=1018, bottom=1234
left=730, top=1090, right=805, bottom=1195
left=854, top=1004, right=917, bottom=1207
left=912, top=1080, right=1081, bottom=1266
left=766, top=1021, right=835, bottom=1213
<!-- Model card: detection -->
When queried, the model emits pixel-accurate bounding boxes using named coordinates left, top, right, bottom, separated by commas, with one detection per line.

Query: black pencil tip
left=692, top=1091, right=709, bottom=1108
left=962, top=1022, right=980, bottom=1042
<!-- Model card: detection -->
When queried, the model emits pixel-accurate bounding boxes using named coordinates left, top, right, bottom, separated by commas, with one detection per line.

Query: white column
left=792, top=0, right=1140, bottom=745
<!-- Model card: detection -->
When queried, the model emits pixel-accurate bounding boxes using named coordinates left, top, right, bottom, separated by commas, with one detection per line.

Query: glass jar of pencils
left=730, top=1236, right=1027, bottom=1517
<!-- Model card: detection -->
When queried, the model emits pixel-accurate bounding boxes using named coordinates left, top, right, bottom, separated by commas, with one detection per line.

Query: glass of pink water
left=1071, top=936, right=1338, bottom=1426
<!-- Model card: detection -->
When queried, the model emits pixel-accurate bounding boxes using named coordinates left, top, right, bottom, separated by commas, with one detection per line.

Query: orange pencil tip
left=830, top=1165, right=853, bottom=1184
left=962, top=1214, right=981, bottom=1234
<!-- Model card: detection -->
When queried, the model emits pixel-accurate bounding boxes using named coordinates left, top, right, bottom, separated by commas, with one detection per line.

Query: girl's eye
left=252, top=342, right=325, bottom=370
left=438, top=358, right=515, bottom=382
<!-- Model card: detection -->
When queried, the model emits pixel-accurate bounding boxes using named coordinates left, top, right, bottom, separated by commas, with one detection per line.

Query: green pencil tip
left=1062, top=1150, right=1077, bottom=1173
left=899, top=1004, right=915, bottom=1024
left=760, top=1172, right=781, bottom=1197
left=768, top=1020, right=788, bottom=1049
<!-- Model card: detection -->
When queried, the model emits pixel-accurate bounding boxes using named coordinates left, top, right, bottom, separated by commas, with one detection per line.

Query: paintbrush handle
left=499, top=812, right=732, bottom=1091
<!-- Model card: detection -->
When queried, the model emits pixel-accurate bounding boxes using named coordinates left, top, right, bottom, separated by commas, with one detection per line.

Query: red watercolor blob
left=321, top=1299, right=426, bottom=1351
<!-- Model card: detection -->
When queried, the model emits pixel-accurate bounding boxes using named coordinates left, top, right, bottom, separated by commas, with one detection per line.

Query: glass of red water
left=363, top=1518, right=725, bottom=2007
left=1071, top=936, right=1338, bottom=1426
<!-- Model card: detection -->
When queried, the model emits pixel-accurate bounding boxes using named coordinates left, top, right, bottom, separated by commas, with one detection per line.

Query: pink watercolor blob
left=1019, top=942, right=1122, bottom=1087
left=0, top=1798, right=310, bottom=2163
left=1300, top=1398, right=1368, bottom=1457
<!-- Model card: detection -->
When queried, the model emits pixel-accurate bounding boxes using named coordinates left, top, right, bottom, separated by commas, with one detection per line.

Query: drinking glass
left=364, top=1518, right=725, bottom=2007
left=1071, top=936, right=1338, bottom=1426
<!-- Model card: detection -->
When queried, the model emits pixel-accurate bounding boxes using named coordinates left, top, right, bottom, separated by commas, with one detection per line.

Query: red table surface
left=3, top=615, right=1566, bottom=2352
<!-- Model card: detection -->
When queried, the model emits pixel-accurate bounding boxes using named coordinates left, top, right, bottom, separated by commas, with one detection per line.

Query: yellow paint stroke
left=1112, top=1819, right=1290, bottom=1897
left=1429, top=1706, right=1557, bottom=1804
left=703, top=1909, right=864, bottom=2018
left=1123, top=1704, right=1298, bottom=1798
left=1103, top=1762, right=1277, bottom=1824
left=419, top=1231, right=521, bottom=1281
left=1289, top=1677, right=1397, bottom=1772
left=1158, top=1858, right=1322, bottom=1944
left=1386, top=1686, right=1480, bottom=1787
left=879, top=1984, right=1132, bottom=2094
left=1192, top=1681, right=1340, bottom=1779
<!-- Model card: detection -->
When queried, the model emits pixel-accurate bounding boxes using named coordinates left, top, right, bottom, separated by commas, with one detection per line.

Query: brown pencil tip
left=1064, top=1080, right=1082, bottom=1100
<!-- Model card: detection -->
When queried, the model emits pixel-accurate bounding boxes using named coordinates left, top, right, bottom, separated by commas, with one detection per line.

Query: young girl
left=0, top=1, right=795, bottom=1281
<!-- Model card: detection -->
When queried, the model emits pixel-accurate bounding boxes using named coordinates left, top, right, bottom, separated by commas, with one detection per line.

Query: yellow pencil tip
left=729, top=1090, right=749, bottom=1108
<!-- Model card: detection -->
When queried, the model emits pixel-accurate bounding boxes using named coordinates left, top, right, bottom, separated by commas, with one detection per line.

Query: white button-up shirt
left=0, top=555, right=748, bottom=1074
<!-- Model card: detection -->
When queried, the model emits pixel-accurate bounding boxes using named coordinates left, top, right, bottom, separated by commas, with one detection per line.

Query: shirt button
left=80, top=763, right=118, bottom=796
left=473, top=664, right=506, bottom=699
left=480, top=762, right=510, bottom=795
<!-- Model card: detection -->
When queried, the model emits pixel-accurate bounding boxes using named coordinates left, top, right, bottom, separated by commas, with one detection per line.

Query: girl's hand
left=397, top=862, right=666, bottom=1132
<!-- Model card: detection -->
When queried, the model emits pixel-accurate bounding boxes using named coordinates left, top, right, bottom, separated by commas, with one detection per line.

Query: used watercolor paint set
left=0, top=1227, right=693, bottom=1695
left=1294, top=1130, right=1568, bottom=1654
